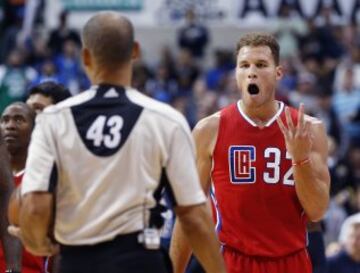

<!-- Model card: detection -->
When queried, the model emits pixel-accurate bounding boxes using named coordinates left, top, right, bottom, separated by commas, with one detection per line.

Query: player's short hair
left=236, top=33, right=280, bottom=65
left=27, top=81, right=71, bottom=104
left=82, top=12, right=134, bottom=69
left=3, top=102, right=36, bottom=128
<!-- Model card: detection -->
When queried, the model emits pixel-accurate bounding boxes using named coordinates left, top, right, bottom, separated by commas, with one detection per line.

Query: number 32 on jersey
left=229, top=146, right=294, bottom=186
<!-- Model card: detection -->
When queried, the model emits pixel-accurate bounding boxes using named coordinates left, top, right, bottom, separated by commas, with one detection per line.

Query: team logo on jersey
left=229, top=146, right=256, bottom=183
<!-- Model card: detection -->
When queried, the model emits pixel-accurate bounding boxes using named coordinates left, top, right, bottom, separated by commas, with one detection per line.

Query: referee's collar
left=92, top=84, right=127, bottom=97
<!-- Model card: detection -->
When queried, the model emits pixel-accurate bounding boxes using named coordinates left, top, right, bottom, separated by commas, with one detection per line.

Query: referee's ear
left=82, top=48, right=92, bottom=69
left=131, top=41, right=140, bottom=61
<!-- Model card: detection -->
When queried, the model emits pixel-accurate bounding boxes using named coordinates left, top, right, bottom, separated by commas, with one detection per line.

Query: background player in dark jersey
left=170, top=33, right=330, bottom=273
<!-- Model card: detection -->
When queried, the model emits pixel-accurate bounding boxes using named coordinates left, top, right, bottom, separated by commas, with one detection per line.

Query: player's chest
left=213, top=134, right=294, bottom=187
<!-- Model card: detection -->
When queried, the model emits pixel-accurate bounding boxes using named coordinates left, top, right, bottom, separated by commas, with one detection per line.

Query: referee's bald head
left=82, top=12, right=134, bottom=69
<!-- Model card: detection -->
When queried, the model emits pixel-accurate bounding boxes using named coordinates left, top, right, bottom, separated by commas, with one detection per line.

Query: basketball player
left=13, top=12, right=225, bottom=273
left=26, top=81, right=71, bottom=114
left=0, top=118, right=22, bottom=273
left=0, top=102, right=44, bottom=273
left=170, top=33, right=331, bottom=273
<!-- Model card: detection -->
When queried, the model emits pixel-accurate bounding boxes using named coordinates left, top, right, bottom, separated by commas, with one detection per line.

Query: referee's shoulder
left=128, top=89, right=189, bottom=130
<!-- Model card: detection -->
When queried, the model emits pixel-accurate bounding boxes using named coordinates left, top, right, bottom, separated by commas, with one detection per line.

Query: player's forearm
left=175, top=204, right=226, bottom=273
left=20, top=194, right=53, bottom=255
left=170, top=220, right=192, bottom=273
left=294, top=162, right=330, bottom=221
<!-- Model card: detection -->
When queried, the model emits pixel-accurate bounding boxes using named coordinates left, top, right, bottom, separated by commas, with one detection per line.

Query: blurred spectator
left=146, top=62, right=179, bottom=103
left=158, top=46, right=177, bottom=80
left=324, top=137, right=348, bottom=247
left=175, top=49, right=199, bottom=95
left=177, top=9, right=209, bottom=59
left=54, top=39, right=82, bottom=94
left=274, top=3, right=307, bottom=59
left=47, top=10, right=81, bottom=55
left=333, top=60, right=360, bottom=92
left=327, top=213, right=360, bottom=273
left=0, top=49, right=36, bottom=113
left=332, top=143, right=360, bottom=216
left=332, top=67, right=360, bottom=123
left=0, top=1, right=24, bottom=62
left=132, top=60, right=153, bottom=95
left=25, top=34, right=51, bottom=69
left=288, top=71, right=318, bottom=114
left=332, top=67, right=360, bottom=145
left=314, top=91, right=342, bottom=145
left=205, top=49, right=234, bottom=91
left=298, top=19, right=323, bottom=62
left=32, top=59, right=62, bottom=86
left=278, top=57, right=299, bottom=97
left=314, top=6, right=344, bottom=60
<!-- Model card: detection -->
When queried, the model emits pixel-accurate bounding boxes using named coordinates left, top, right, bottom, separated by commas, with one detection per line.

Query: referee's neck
left=90, top=63, right=132, bottom=88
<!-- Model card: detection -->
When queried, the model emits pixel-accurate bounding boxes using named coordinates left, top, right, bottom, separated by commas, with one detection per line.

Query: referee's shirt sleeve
left=165, top=123, right=206, bottom=207
left=22, top=114, right=57, bottom=195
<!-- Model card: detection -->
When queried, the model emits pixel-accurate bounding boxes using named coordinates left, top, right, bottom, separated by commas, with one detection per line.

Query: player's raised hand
left=276, top=103, right=313, bottom=163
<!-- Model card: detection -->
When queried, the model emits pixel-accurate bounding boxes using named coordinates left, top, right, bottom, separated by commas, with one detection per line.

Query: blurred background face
left=0, top=105, right=33, bottom=155
left=26, top=93, right=54, bottom=114
left=345, top=223, right=360, bottom=261
left=235, top=46, right=281, bottom=108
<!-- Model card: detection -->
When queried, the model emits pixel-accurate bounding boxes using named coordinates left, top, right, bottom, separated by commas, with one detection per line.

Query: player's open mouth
left=248, top=84, right=260, bottom=95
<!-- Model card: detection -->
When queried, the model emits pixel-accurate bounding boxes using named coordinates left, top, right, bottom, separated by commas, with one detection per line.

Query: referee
left=16, top=12, right=226, bottom=273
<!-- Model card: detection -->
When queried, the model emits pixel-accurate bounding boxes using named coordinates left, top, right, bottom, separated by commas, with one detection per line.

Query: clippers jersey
left=211, top=101, right=307, bottom=257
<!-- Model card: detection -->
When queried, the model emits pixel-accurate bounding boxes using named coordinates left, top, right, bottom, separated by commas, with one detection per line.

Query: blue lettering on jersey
left=229, top=145, right=256, bottom=184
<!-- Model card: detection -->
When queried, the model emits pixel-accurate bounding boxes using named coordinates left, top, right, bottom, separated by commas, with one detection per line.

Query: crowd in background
left=0, top=1, right=360, bottom=271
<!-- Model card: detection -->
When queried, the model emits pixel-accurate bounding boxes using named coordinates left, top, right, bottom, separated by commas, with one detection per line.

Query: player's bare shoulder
left=193, top=112, right=220, bottom=154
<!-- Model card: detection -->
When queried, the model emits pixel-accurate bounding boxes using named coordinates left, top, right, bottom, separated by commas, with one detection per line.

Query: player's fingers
left=301, top=121, right=311, bottom=138
left=276, top=117, right=289, bottom=139
left=285, top=107, right=295, bottom=133
left=8, top=225, right=21, bottom=239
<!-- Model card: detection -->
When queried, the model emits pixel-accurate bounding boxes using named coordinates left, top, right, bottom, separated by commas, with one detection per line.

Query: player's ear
left=131, top=41, right=140, bottom=61
left=275, top=65, right=283, bottom=80
left=82, top=48, right=92, bottom=68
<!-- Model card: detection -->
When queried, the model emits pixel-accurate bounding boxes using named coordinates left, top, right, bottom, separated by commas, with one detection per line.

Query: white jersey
left=22, top=84, right=206, bottom=245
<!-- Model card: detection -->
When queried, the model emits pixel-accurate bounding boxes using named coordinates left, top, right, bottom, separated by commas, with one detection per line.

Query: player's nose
left=247, top=65, right=258, bottom=79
